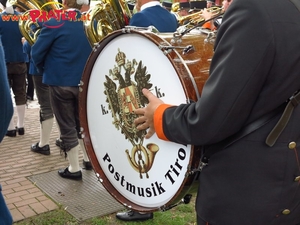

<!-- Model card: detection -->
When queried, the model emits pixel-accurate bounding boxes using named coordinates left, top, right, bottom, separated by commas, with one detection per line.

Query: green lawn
left=14, top=191, right=197, bottom=225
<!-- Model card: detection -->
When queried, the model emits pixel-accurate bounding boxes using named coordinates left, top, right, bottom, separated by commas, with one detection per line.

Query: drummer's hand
left=134, top=89, right=164, bottom=139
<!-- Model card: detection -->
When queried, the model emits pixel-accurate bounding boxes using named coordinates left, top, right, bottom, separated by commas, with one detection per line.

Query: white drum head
left=80, top=30, right=198, bottom=211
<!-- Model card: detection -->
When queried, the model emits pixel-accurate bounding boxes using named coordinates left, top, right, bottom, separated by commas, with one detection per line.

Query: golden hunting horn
left=83, top=0, right=132, bottom=46
left=126, top=143, right=159, bottom=179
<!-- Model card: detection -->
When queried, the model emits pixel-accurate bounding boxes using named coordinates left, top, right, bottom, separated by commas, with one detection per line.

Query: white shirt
left=140, top=1, right=161, bottom=11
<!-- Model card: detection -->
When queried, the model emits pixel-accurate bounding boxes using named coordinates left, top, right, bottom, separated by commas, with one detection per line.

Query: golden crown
left=115, top=48, right=126, bottom=66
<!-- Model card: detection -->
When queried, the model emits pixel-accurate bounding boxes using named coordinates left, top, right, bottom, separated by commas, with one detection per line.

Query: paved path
left=0, top=98, right=85, bottom=222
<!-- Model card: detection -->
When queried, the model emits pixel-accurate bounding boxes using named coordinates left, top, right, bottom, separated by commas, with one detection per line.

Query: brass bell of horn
left=8, top=0, right=61, bottom=45
left=83, top=0, right=132, bottom=47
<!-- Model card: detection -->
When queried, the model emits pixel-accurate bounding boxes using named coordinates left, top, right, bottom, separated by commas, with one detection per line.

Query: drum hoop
left=79, top=29, right=201, bottom=212
left=140, top=31, right=200, bottom=102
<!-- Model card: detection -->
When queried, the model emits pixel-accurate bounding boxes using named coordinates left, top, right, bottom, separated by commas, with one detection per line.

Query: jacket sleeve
left=0, top=43, right=13, bottom=142
left=155, top=0, right=275, bottom=146
left=23, top=40, right=31, bottom=56
left=154, top=104, right=173, bottom=141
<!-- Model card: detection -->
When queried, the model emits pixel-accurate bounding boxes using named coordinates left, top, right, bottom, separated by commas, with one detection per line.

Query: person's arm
left=23, top=40, right=31, bottom=55
left=0, top=185, right=13, bottom=225
left=136, top=0, right=275, bottom=146
left=159, top=0, right=274, bottom=145
left=0, top=41, right=13, bottom=142
left=31, top=20, right=56, bottom=74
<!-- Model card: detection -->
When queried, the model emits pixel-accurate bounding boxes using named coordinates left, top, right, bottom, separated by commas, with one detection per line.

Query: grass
left=14, top=192, right=197, bottom=225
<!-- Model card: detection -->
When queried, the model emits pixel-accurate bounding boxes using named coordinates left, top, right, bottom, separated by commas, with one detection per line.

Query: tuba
left=83, top=0, right=132, bottom=47
left=8, top=0, right=61, bottom=45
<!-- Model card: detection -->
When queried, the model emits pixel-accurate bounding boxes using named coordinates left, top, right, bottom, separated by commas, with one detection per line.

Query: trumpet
left=177, top=6, right=223, bottom=25
left=173, top=6, right=224, bottom=42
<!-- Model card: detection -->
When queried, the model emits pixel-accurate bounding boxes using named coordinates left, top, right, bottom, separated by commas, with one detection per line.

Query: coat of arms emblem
left=104, top=49, right=159, bottom=179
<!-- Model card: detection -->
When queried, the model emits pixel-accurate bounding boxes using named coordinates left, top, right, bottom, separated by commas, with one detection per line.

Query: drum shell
left=149, top=32, right=214, bottom=100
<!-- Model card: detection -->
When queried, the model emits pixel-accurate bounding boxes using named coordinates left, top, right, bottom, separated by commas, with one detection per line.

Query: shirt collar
left=140, top=1, right=161, bottom=11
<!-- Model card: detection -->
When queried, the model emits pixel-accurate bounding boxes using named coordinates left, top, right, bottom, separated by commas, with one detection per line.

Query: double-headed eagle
left=104, top=49, right=153, bottom=144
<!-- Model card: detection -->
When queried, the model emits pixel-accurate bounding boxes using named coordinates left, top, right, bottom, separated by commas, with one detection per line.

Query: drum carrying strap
left=202, top=90, right=300, bottom=163
left=266, top=90, right=300, bottom=146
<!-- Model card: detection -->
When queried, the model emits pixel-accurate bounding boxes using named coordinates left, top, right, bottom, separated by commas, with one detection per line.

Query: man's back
left=194, top=0, right=300, bottom=224
left=129, top=5, right=178, bottom=32
left=0, top=11, right=24, bottom=63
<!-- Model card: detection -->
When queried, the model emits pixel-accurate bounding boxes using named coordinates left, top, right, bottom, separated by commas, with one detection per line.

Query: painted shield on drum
left=79, top=29, right=213, bottom=212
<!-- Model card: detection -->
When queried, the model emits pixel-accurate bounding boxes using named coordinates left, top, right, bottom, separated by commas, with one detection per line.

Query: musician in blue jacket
left=32, top=0, right=92, bottom=180
left=0, top=40, right=13, bottom=142
left=0, top=37, right=14, bottom=225
left=0, top=0, right=27, bottom=137
left=129, top=0, right=178, bottom=32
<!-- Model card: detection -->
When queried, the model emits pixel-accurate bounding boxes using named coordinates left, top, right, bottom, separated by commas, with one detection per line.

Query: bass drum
left=79, top=29, right=214, bottom=212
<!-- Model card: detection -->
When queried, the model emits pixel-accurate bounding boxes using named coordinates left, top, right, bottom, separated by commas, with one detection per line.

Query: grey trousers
left=7, top=62, right=27, bottom=105
left=49, top=86, right=80, bottom=152
left=32, top=75, right=54, bottom=122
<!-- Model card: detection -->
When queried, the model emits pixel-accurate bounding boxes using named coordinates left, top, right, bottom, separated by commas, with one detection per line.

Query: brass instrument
left=177, top=6, right=223, bottom=25
left=171, top=2, right=179, bottom=12
left=9, top=0, right=60, bottom=12
left=19, top=10, right=41, bottom=46
left=9, top=0, right=61, bottom=45
left=84, top=0, right=132, bottom=46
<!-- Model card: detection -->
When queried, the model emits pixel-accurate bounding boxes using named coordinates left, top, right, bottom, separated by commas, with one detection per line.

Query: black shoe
left=58, top=167, right=82, bottom=180
left=31, top=142, right=50, bottom=155
left=55, top=138, right=63, bottom=149
left=116, top=210, right=153, bottom=221
left=83, top=160, right=92, bottom=170
left=16, top=127, right=25, bottom=135
left=6, top=129, right=16, bottom=137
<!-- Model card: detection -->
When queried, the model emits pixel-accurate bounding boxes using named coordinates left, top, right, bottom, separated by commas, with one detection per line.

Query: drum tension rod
left=161, top=194, right=192, bottom=211
left=159, top=45, right=195, bottom=55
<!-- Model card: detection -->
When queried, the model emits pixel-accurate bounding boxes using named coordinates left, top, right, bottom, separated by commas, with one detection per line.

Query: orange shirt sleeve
left=202, top=21, right=212, bottom=30
left=153, top=104, right=173, bottom=141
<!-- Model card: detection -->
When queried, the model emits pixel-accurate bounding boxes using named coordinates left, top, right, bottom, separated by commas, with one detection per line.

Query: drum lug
left=204, top=31, right=217, bottom=43
left=96, top=173, right=103, bottom=183
left=159, top=45, right=195, bottom=55
left=78, top=80, right=84, bottom=93
left=79, top=127, right=85, bottom=139
left=93, top=43, right=100, bottom=52
left=187, top=161, right=207, bottom=176
left=198, top=161, right=208, bottom=172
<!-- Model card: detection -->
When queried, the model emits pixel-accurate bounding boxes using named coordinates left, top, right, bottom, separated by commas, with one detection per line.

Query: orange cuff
left=154, top=104, right=173, bottom=141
